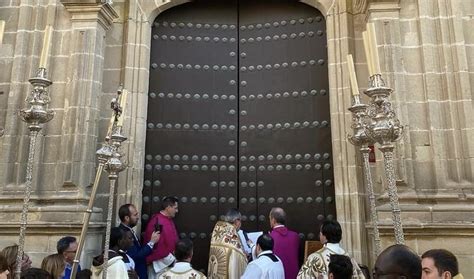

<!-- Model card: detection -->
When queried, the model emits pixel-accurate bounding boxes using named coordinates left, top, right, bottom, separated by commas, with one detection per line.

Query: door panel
left=144, top=0, right=334, bottom=272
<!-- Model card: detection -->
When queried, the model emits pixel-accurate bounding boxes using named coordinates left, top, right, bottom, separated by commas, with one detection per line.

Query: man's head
left=20, top=268, right=51, bottom=279
left=57, top=236, right=78, bottom=264
left=118, top=204, right=139, bottom=228
left=319, top=220, right=342, bottom=244
left=161, top=196, right=179, bottom=218
left=110, top=227, right=134, bottom=251
left=328, top=254, right=353, bottom=279
left=256, top=234, right=274, bottom=256
left=269, top=207, right=286, bottom=228
left=174, top=238, right=194, bottom=262
left=374, top=244, right=422, bottom=279
left=421, top=249, right=459, bottom=279
left=224, top=208, right=242, bottom=230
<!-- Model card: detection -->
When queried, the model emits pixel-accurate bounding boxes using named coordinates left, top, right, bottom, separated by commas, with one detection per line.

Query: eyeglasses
left=64, top=250, right=77, bottom=254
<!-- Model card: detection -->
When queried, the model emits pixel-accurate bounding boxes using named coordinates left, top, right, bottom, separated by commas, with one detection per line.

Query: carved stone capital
left=61, top=0, right=119, bottom=30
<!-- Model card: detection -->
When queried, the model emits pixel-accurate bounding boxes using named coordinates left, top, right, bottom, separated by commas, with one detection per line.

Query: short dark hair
left=328, top=254, right=353, bottom=279
left=0, top=254, right=8, bottom=272
left=110, top=227, right=126, bottom=249
left=376, top=244, right=421, bottom=279
left=270, top=207, right=286, bottom=225
left=76, top=268, right=92, bottom=279
left=118, top=204, right=134, bottom=222
left=174, top=238, right=193, bottom=261
left=422, top=249, right=459, bottom=277
left=20, top=268, right=51, bottom=279
left=161, top=196, right=179, bottom=210
left=257, top=234, right=274, bottom=251
left=57, top=236, right=77, bottom=254
left=320, top=220, right=342, bottom=243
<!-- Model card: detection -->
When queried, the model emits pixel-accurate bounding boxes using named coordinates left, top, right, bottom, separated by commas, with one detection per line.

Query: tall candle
left=0, top=21, right=5, bottom=45
left=362, top=31, right=374, bottom=76
left=117, top=90, right=128, bottom=127
left=39, top=25, right=53, bottom=68
left=346, top=54, right=359, bottom=96
left=367, top=23, right=381, bottom=74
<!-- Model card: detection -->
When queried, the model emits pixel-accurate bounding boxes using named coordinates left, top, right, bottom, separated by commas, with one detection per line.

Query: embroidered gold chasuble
left=207, top=221, right=248, bottom=279
left=297, top=244, right=365, bottom=279
left=159, top=264, right=207, bottom=279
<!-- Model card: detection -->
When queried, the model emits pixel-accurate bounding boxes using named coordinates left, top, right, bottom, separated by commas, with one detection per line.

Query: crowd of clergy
left=0, top=196, right=465, bottom=279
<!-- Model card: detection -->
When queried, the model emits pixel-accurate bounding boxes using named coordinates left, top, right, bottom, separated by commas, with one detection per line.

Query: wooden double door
left=143, top=0, right=335, bottom=272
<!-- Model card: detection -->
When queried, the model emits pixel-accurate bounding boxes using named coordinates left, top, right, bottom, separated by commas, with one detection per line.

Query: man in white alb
left=241, top=234, right=284, bottom=279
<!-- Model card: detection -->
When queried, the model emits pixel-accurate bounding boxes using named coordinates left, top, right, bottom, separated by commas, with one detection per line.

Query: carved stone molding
left=353, top=0, right=368, bottom=14
left=61, top=0, right=119, bottom=30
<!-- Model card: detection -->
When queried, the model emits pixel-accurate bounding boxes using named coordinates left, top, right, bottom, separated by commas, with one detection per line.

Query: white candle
left=346, top=54, right=359, bottom=96
left=362, top=31, right=374, bottom=76
left=117, top=90, right=128, bottom=127
left=0, top=21, right=5, bottom=45
left=367, top=23, right=381, bottom=74
left=39, top=25, right=53, bottom=68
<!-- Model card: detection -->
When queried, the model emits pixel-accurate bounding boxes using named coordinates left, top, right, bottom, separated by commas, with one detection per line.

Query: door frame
left=118, top=0, right=369, bottom=264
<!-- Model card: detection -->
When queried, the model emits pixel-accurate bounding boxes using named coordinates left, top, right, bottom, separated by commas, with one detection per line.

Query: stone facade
left=0, top=0, right=472, bottom=276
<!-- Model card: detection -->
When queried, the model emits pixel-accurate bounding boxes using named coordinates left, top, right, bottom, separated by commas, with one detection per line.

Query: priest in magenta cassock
left=269, top=207, right=300, bottom=279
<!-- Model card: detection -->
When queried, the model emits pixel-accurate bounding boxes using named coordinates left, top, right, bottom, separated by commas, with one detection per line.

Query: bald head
left=374, top=244, right=421, bottom=279
left=269, top=207, right=286, bottom=226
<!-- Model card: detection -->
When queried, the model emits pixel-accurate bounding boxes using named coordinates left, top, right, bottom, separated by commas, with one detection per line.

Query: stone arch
left=122, top=0, right=367, bottom=263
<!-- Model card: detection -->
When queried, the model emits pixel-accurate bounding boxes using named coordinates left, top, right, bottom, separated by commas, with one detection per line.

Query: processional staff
left=16, top=25, right=55, bottom=279
left=101, top=89, right=127, bottom=279
left=70, top=87, right=127, bottom=279
left=0, top=21, right=4, bottom=137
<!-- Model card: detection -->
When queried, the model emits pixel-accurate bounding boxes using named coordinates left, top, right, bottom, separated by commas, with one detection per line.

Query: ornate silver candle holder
left=364, top=74, right=405, bottom=244
left=71, top=92, right=121, bottom=278
left=101, top=117, right=127, bottom=279
left=347, top=94, right=381, bottom=255
left=16, top=68, right=55, bottom=278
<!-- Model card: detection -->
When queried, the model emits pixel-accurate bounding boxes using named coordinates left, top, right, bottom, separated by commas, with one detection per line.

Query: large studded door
left=144, top=0, right=334, bottom=272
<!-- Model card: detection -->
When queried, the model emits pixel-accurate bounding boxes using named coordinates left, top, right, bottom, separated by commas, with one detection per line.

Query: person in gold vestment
left=159, top=238, right=206, bottom=279
left=207, top=208, right=247, bottom=279
left=297, top=220, right=365, bottom=279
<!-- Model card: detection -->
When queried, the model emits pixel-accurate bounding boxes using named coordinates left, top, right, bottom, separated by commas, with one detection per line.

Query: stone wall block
left=413, top=161, right=437, bottom=190
left=406, top=102, right=429, bottom=130
left=424, top=73, right=444, bottom=101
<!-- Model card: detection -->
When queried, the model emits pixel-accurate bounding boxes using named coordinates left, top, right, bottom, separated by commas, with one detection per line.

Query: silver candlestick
left=70, top=92, right=122, bottom=279
left=16, top=68, right=55, bottom=279
left=347, top=94, right=382, bottom=255
left=364, top=74, right=405, bottom=244
left=102, top=119, right=127, bottom=279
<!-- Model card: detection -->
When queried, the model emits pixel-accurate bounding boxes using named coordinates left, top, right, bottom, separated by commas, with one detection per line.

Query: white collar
left=171, top=262, right=192, bottom=272
left=257, top=250, right=274, bottom=258
left=325, top=243, right=345, bottom=254
left=273, top=224, right=285, bottom=229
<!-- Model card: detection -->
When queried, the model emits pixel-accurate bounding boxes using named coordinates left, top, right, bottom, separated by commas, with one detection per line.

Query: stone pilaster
left=366, top=0, right=474, bottom=275
left=0, top=0, right=118, bottom=268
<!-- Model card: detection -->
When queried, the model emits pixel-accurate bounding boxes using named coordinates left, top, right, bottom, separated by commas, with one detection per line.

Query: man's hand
left=127, top=270, right=139, bottom=279
left=150, top=230, right=161, bottom=244
left=246, top=239, right=253, bottom=247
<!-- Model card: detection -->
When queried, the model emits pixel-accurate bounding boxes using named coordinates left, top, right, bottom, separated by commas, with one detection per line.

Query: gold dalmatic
left=208, top=221, right=247, bottom=279
left=297, top=246, right=366, bottom=279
